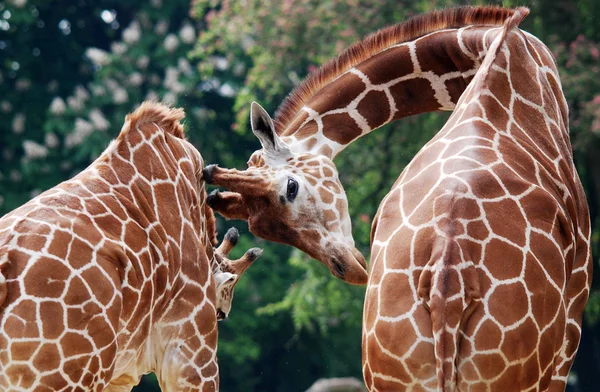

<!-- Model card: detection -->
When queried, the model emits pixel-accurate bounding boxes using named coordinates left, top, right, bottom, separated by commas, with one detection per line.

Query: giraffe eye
left=286, top=178, right=299, bottom=202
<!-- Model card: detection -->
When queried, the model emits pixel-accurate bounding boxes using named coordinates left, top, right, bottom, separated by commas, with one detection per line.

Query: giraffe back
left=0, top=102, right=220, bottom=391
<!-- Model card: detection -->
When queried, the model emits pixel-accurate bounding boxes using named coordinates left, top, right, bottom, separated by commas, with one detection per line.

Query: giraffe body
left=203, top=6, right=590, bottom=391
left=363, top=13, right=591, bottom=392
left=0, top=103, right=220, bottom=391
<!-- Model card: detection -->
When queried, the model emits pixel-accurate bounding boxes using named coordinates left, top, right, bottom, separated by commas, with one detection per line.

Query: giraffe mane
left=274, top=5, right=521, bottom=132
left=125, top=101, right=186, bottom=139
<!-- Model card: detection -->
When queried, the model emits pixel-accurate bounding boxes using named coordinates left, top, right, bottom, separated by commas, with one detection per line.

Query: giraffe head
left=212, top=228, right=262, bottom=320
left=204, top=103, right=368, bottom=285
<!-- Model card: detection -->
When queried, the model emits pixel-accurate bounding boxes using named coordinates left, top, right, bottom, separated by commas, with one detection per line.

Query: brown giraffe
left=203, top=6, right=591, bottom=391
left=0, top=102, right=238, bottom=391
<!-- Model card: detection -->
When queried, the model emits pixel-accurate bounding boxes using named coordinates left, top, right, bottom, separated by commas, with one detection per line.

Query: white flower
left=178, top=58, right=192, bottom=75
left=89, top=109, right=109, bottom=131
left=85, top=48, right=110, bottom=67
left=91, top=85, right=106, bottom=96
left=128, top=72, right=144, bottom=86
left=155, top=20, right=168, bottom=36
left=16, top=79, right=31, bottom=91
left=122, top=21, right=141, bottom=45
left=1, top=100, right=12, bottom=113
left=30, top=189, right=41, bottom=198
left=67, top=96, right=83, bottom=111
left=45, top=132, right=59, bottom=148
left=164, top=34, right=179, bottom=53
left=163, top=92, right=177, bottom=105
left=12, top=113, right=25, bottom=134
left=179, top=23, right=196, bottom=44
left=74, top=85, right=89, bottom=101
left=151, top=0, right=162, bottom=8
left=49, top=97, right=66, bottom=114
left=111, top=42, right=127, bottom=55
left=164, top=67, right=184, bottom=94
left=209, top=56, right=228, bottom=71
left=23, top=141, right=48, bottom=159
left=9, top=0, right=27, bottom=8
left=145, top=91, right=159, bottom=102
left=136, top=56, right=150, bottom=69
left=66, top=118, right=94, bottom=148
left=113, top=88, right=128, bottom=104
left=219, top=83, right=235, bottom=97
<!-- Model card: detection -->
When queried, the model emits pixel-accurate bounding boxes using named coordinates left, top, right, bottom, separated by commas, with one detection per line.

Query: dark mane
left=274, top=6, right=520, bottom=132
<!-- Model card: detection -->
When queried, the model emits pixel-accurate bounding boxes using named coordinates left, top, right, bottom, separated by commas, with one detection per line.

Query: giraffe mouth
left=326, top=249, right=368, bottom=285
left=216, top=309, right=227, bottom=321
left=330, top=258, right=346, bottom=278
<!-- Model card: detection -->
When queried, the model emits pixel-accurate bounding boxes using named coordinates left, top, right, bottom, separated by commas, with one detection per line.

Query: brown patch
left=6, top=364, right=36, bottom=388
left=488, top=283, right=528, bottom=326
left=390, top=77, right=438, bottom=117
left=123, top=221, right=148, bottom=253
left=458, top=168, right=505, bottom=199
left=357, top=45, right=413, bottom=84
left=446, top=78, right=469, bottom=105
left=295, top=121, right=319, bottom=140
left=356, top=90, right=392, bottom=129
left=500, top=317, right=539, bottom=362
left=67, top=237, right=94, bottom=270
left=40, top=301, right=65, bottom=339
left=10, top=341, right=38, bottom=361
left=473, top=319, right=502, bottom=351
left=275, top=6, right=522, bottom=130
left=61, top=332, right=93, bottom=357
left=81, top=267, right=116, bottom=306
left=419, top=31, right=476, bottom=75
left=482, top=199, right=527, bottom=247
left=379, top=273, right=413, bottom=317
left=466, top=220, right=489, bottom=241
left=33, top=343, right=62, bottom=372
left=23, top=257, right=70, bottom=298
left=309, top=72, right=366, bottom=116
left=482, top=238, right=523, bottom=280
left=16, top=234, right=47, bottom=252
left=322, top=113, right=362, bottom=145
left=64, top=276, right=92, bottom=305
left=473, top=352, right=506, bottom=380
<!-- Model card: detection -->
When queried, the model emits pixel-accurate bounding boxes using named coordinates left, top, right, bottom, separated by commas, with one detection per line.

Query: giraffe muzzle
left=326, top=248, right=368, bottom=285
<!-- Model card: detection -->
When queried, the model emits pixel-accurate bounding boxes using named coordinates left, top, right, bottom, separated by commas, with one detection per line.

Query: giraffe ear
left=250, top=101, right=290, bottom=157
left=214, top=271, right=236, bottom=289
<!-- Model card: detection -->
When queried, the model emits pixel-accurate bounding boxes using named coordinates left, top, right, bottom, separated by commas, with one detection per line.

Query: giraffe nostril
left=216, top=309, right=227, bottom=320
left=330, top=258, right=346, bottom=278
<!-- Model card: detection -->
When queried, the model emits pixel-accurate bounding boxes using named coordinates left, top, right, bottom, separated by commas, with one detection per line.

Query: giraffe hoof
left=246, top=247, right=263, bottom=261
left=203, top=164, right=219, bottom=184
left=224, top=227, right=239, bottom=246
left=207, top=189, right=220, bottom=207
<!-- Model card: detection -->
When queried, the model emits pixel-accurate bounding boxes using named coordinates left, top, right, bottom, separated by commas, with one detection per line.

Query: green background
left=0, top=0, right=599, bottom=390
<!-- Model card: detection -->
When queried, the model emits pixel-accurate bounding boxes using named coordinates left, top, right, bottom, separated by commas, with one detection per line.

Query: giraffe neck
left=280, top=26, right=505, bottom=159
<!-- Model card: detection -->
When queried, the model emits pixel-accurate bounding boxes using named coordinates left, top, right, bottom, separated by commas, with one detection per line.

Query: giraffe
left=0, top=101, right=241, bottom=391
left=212, top=227, right=263, bottom=321
left=203, top=5, right=591, bottom=391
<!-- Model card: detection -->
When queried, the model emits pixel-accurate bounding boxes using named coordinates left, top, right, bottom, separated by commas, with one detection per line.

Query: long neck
left=280, top=26, right=504, bottom=159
